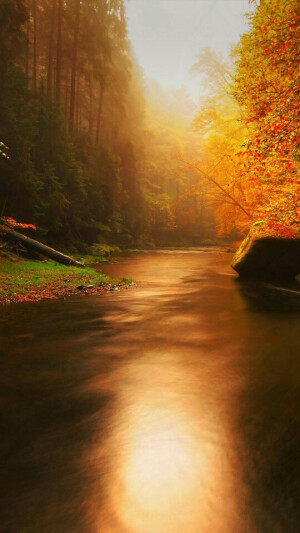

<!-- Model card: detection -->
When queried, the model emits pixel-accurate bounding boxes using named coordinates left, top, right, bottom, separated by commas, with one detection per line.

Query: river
left=0, top=249, right=299, bottom=533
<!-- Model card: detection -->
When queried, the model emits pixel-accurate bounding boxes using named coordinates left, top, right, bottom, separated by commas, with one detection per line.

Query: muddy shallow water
left=0, top=249, right=299, bottom=533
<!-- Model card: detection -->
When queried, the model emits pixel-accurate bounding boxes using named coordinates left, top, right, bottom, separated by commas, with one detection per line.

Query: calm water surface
left=0, top=249, right=300, bottom=533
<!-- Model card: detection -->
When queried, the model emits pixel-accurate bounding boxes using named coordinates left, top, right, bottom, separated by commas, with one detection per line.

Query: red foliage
left=0, top=216, right=36, bottom=230
left=0, top=283, right=122, bottom=305
left=258, top=221, right=297, bottom=239
left=233, top=0, right=300, bottom=234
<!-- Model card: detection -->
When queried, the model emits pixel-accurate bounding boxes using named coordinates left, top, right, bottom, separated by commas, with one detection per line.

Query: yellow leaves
left=177, top=0, right=299, bottom=239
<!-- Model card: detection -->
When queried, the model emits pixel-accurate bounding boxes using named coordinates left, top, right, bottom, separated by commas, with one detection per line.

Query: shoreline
left=0, top=258, right=131, bottom=305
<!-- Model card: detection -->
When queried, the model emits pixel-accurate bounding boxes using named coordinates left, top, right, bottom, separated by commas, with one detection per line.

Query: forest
left=0, top=0, right=299, bottom=252
left=0, top=3, right=300, bottom=530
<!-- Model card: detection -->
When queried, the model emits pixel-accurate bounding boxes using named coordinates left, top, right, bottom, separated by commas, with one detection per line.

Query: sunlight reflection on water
left=92, top=355, right=246, bottom=533
left=1, top=250, right=299, bottom=533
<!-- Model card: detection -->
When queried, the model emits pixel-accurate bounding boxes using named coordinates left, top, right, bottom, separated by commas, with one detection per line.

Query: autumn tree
left=233, top=0, right=299, bottom=235
left=180, top=49, right=253, bottom=238
left=182, top=0, right=299, bottom=240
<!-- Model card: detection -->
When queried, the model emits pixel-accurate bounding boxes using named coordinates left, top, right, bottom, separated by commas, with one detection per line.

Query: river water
left=0, top=249, right=299, bottom=533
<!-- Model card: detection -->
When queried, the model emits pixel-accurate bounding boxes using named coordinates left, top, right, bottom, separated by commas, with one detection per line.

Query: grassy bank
left=0, top=259, right=131, bottom=304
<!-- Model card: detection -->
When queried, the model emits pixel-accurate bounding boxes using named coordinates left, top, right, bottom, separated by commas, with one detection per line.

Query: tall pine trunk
left=25, top=0, right=30, bottom=78
left=47, top=0, right=56, bottom=98
left=32, top=0, right=37, bottom=91
left=64, top=69, right=69, bottom=117
left=75, top=73, right=80, bottom=132
left=55, top=0, right=63, bottom=103
left=89, top=74, right=93, bottom=138
left=69, top=0, right=80, bottom=133
left=95, top=80, right=105, bottom=145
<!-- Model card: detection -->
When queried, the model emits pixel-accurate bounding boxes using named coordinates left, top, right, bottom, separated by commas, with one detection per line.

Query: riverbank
left=0, top=258, right=131, bottom=304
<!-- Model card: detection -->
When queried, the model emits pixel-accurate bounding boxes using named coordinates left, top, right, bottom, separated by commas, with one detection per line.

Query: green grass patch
left=74, top=254, right=110, bottom=265
left=0, top=259, right=131, bottom=302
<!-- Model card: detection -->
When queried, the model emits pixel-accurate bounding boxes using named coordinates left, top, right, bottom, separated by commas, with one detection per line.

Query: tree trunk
left=47, top=0, right=57, bottom=98
left=89, top=74, right=93, bottom=137
left=55, top=0, right=63, bottom=103
left=69, top=0, right=81, bottom=132
left=64, top=69, right=69, bottom=117
left=75, top=72, right=80, bottom=132
left=176, top=157, right=254, bottom=220
left=25, top=0, right=30, bottom=78
left=1, top=226, right=85, bottom=268
left=95, top=80, right=105, bottom=145
left=32, top=0, right=37, bottom=91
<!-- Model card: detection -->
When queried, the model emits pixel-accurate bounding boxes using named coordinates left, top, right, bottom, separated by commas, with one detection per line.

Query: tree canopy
left=180, top=0, right=299, bottom=239
left=0, top=0, right=298, bottom=251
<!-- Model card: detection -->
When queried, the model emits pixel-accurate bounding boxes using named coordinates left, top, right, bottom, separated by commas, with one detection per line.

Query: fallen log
left=1, top=226, right=85, bottom=268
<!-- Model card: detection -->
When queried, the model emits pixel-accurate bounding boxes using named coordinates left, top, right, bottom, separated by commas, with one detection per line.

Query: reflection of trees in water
left=236, top=280, right=300, bottom=313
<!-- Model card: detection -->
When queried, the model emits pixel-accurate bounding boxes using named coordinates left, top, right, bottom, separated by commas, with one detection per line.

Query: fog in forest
left=0, top=0, right=298, bottom=249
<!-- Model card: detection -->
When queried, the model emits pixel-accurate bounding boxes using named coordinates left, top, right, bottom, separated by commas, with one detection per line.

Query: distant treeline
left=0, top=0, right=216, bottom=251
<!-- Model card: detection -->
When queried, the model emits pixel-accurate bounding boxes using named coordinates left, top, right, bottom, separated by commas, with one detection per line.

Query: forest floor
left=0, top=258, right=131, bottom=304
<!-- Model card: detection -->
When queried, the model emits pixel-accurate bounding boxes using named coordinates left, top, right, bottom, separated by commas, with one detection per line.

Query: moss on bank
left=0, top=259, right=131, bottom=304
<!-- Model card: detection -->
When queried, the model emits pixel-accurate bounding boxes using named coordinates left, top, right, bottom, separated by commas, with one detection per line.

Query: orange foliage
left=233, top=0, right=300, bottom=235
left=182, top=0, right=299, bottom=239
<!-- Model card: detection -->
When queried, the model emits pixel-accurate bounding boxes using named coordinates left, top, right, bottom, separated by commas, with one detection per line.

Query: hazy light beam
left=126, top=0, right=252, bottom=99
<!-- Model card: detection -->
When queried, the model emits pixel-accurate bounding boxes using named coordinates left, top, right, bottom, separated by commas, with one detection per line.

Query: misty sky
left=126, top=0, right=252, bottom=99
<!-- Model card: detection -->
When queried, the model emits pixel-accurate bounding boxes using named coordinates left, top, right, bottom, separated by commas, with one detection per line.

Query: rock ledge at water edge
left=231, top=225, right=300, bottom=281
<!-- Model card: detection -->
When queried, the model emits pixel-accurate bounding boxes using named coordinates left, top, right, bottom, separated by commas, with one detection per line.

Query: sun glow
left=123, top=410, right=199, bottom=513
left=116, top=404, right=206, bottom=533
left=93, top=358, right=241, bottom=533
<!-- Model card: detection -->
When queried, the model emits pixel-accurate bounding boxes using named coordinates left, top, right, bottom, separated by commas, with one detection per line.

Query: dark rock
left=231, top=224, right=300, bottom=281
left=76, top=285, right=85, bottom=290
